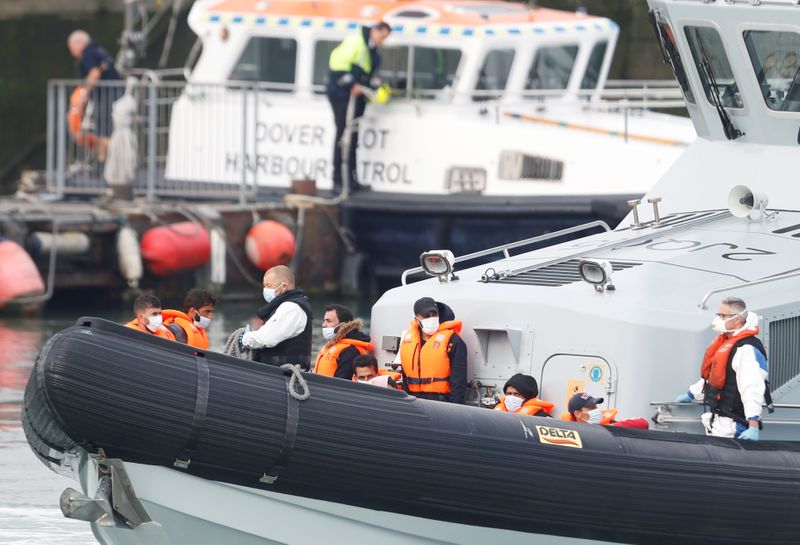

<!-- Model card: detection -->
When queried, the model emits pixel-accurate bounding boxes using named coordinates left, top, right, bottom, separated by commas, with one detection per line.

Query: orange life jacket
left=494, top=396, right=555, bottom=416
left=399, top=320, right=462, bottom=394
left=700, top=327, right=759, bottom=390
left=162, top=309, right=209, bottom=349
left=125, top=319, right=176, bottom=341
left=68, top=86, right=96, bottom=149
left=561, top=408, right=618, bottom=425
left=314, top=338, right=373, bottom=376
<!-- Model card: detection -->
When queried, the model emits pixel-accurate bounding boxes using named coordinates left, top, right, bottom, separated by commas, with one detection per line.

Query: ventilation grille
left=488, top=259, right=642, bottom=287
left=768, top=315, right=800, bottom=392
left=498, top=150, right=564, bottom=181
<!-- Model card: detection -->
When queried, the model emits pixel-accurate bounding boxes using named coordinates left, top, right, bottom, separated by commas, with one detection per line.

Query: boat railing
left=400, top=220, right=611, bottom=285
left=45, top=77, right=685, bottom=202
left=651, top=401, right=800, bottom=427
left=698, top=269, right=800, bottom=309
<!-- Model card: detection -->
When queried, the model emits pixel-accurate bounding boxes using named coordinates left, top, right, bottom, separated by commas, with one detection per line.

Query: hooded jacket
left=314, top=319, right=373, bottom=379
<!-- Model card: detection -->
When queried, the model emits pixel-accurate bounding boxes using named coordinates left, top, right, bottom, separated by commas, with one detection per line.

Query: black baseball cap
left=568, top=392, right=604, bottom=414
left=413, top=297, right=438, bottom=316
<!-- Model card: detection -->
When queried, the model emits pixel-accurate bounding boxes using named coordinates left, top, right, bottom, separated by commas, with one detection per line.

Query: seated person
left=314, top=304, right=372, bottom=379
left=353, top=354, right=401, bottom=389
left=163, top=288, right=217, bottom=349
left=125, top=294, right=176, bottom=341
left=494, top=373, right=554, bottom=417
left=563, top=392, right=648, bottom=429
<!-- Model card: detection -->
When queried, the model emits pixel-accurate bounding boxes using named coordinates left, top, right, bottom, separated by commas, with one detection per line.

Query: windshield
left=377, top=46, right=462, bottom=98
left=525, top=45, right=579, bottom=94
left=743, top=30, right=800, bottom=113
left=685, top=26, right=742, bottom=109
left=648, top=10, right=695, bottom=104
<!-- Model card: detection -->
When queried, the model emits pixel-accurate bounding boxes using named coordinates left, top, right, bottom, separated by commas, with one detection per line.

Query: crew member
left=494, top=374, right=554, bottom=417
left=314, top=304, right=373, bottom=379
left=353, top=354, right=401, bottom=389
left=326, top=21, right=392, bottom=194
left=396, top=297, right=467, bottom=404
left=241, top=265, right=313, bottom=369
left=564, top=392, right=649, bottom=429
left=163, top=288, right=217, bottom=349
left=674, top=296, right=768, bottom=440
left=67, top=30, right=122, bottom=161
left=125, top=294, right=176, bottom=341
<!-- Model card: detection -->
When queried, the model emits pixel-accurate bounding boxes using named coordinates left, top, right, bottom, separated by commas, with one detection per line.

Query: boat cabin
left=188, top=0, right=619, bottom=102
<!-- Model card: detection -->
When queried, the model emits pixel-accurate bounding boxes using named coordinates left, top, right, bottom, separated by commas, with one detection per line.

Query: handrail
left=698, top=269, right=800, bottom=309
left=400, top=220, right=611, bottom=285
left=651, top=401, right=800, bottom=409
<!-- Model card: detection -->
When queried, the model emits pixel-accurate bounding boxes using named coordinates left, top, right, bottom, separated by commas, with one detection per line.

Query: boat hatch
left=541, top=354, right=615, bottom=414
left=486, top=259, right=642, bottom=287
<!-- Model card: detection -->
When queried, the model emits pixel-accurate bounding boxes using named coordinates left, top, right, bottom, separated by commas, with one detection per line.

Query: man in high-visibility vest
left=326, top=21, right=392, bottom=194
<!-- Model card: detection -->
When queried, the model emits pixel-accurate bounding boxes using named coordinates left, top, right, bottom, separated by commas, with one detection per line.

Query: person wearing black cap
left=396, top=296, right=468, bottom=404
left=564, top=392, right=648, bottom=429
left=494, top=374, right=554, bottom=417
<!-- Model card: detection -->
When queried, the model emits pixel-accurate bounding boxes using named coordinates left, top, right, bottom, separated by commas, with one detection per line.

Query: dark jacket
left=253, top=289, right=313, bottom=370
left=402, top=302, right=468, bottom=404
left=329, top=318, right=372, bottom=380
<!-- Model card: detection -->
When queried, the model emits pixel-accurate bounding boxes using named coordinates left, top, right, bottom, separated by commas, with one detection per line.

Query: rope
left=223, top=327, right=253, bottom=360
left=281, top=364, right=310, bottom=401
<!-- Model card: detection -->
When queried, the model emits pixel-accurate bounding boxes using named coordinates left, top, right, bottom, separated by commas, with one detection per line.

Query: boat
left=22, top=317, right=800, bottom=545
left=23, top=0, right=800, bottom=543
left=51, top=0, right=693, bottom=283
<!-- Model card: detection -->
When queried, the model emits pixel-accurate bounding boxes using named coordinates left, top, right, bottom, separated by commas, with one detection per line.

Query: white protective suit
left=688, top=311, right=768, bottom=438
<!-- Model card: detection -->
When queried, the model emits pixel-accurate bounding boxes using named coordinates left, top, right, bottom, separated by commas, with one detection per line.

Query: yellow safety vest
left=329, top=32, right=372, bottom=74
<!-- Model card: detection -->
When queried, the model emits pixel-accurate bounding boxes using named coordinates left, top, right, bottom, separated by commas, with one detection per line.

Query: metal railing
left=45, top=78, right=686, bottom=202
left=698, top=269, right=800, bottom=309
left=651, top=400, right=800, bottom=426
left=400, top=220, right=611, bottom=285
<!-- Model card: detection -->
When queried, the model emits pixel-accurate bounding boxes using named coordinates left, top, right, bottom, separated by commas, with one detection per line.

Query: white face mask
left=195, top=313, right=212, bottom=330
left=504, top=395, right=524, bottom=413
left=712, top=312, right=743, bottom=334
left=322, top=326, right=336, bottom=341
left=587, top=408, right=603, bottom=424
left=146, top=315, right=163, bottom=333
left=263, top=287, right=276, bottom=303
left=419, top=316, right=439, bottom=335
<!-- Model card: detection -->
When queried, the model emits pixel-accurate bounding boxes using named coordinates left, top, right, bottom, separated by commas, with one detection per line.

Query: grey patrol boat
left=20, top=1, right=800, bottom=544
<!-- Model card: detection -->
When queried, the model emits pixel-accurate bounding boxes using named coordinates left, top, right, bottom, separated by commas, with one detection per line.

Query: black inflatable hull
left=23, top=318, right=800, bottom=545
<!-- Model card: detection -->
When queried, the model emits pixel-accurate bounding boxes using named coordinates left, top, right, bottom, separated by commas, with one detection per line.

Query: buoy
left=245, top=220, right=295, bottom=271
left=210, top=227, right=227, bottom=286
left=116, top=225, right=143, bottom=288
left=27, top=231, right=91, bottom=257
left=0, top=238, right=45, bottom=308
left=140, top=222, right=210, bottom=277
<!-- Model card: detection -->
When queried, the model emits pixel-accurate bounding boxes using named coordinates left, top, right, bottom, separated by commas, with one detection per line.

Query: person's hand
left=248, top=318, right=262, bottom=330
left=738, top=426, right=759, bottom=441
left=674, top=392, right=694, bottom=403
left=238, top=324, right=251, bottom=350
left=351, top=84, right=363, bottom=97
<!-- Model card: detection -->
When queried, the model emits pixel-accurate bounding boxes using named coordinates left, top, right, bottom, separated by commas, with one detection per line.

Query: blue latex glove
left=238, top=324, right=251, bottom=350
left=738, top=426, right=760, bottom=441
left=674, top=392, right=694, bottom=403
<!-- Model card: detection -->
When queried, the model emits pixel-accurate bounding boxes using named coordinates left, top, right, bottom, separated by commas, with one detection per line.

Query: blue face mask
left=263, top=287, right=276, bottom=303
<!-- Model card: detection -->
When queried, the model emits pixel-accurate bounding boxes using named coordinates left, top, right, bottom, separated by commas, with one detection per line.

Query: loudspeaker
left=728, top=185, right=768, bottom=219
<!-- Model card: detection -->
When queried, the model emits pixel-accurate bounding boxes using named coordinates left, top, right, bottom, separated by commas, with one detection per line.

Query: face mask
left=322, top=326, right=336, bottom=341
left=146, top=315, right=163, bottom=333
left=504, top=395, right=524, bottom=413
left=194, top=313, right=212, bottom=330
left=419, top=317, right=439, bottom=335
left=711, top=316, right=729, bottom=334
left=263, top=287, right=276, bottom=303
left=587, top=408, right=603, bottom=424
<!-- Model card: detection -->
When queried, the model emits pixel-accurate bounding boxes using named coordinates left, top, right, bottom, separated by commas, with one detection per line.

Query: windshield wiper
left=648, top=10, right=692, bottom=98
left=693, top=29, right=743, bottom=141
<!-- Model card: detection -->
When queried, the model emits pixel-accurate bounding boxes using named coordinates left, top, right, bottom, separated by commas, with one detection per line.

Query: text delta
left=536, top=426, right=583, bottom=449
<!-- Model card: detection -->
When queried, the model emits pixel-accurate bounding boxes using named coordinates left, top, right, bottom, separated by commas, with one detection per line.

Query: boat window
left=743, top=30, right=800, bottom=113
left=412, top=47, right=462, bottom=93
left=376, top=46, right=411, bottom=96
left=684, top=26, right=743, bottom=108
left=474, top=49, right=515, bottom=101
left=525, top=45, right=579, bottom=93
left=581, top=41, right=608, bottom=90
left=229, top=37, right=297, bottom=90
left=313, top=40, right=338, bottom=93
left=648, top=10, right=695, bottom=104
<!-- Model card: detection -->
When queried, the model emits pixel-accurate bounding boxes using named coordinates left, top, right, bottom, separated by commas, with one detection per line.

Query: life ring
left=67, top=86, right=96, bottom=149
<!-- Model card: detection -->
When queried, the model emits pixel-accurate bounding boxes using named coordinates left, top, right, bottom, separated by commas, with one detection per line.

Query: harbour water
left=0, top=297, right=372, bottom=544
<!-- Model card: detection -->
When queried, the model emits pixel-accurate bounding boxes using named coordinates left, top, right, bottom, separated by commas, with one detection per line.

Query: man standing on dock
left=326, top=22, right=392, bottom=194
left=240, top=265, right=313, bottom=370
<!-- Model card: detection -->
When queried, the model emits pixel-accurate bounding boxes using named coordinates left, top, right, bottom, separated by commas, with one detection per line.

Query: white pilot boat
left=25, top=0, right=800, bottom=544
left=55, top=0, right=693, bottom=281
